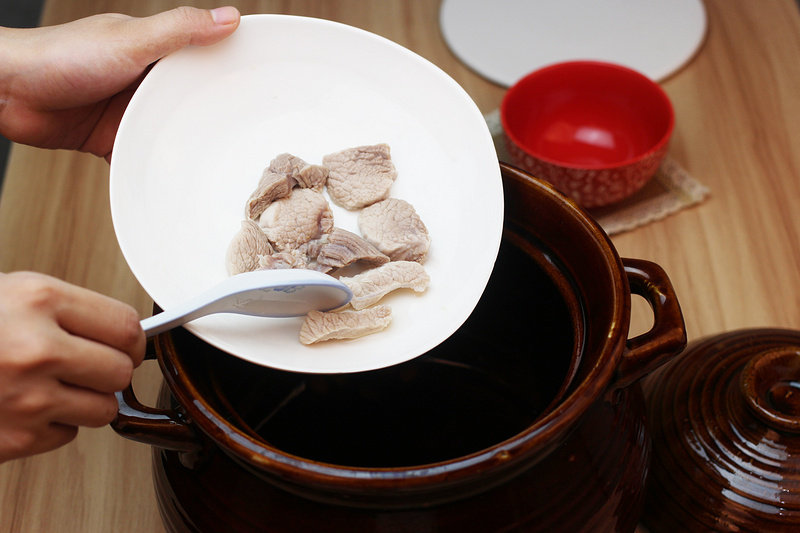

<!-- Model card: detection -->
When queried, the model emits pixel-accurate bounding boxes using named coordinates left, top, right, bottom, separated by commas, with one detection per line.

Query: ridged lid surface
left=644, top=328, right=800, bottom=532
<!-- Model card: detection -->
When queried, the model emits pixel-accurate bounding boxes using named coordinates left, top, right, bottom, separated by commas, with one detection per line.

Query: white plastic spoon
left=140, top=269, right=352, bottom=338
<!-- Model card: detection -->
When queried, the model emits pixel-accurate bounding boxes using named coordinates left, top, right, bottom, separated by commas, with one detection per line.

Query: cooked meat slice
left=340, top=261, right=429, bottom=310
left=295, top=165, right=329, bottom=191
left=322, top=144, right=397, bottom=210
left=268, top=152, right=306, bottom=176
left=316, top=228, right=390, bottom=271
left=292, top=236, right=333, bottom=273
left=299, top=305, right=392, bottom=345
left=297, top=234, right=328, bottom=260
left=259, top=188, right=334, bottom=252
left=270, top=153, right=328, bottom=191
left=308, top=263, right=334, bottom=274
left=358, top=198, right=431, bottom=262
left=245, top=154, right=330, bottom=219
left=257, top=250, right=308, bottom=270
left=226, top=220, right=274, bottom=275
left=245, top=169, right=294, bottom=220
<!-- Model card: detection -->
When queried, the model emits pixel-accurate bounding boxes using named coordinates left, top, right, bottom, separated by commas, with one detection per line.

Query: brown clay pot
left=112, top=163, right=686, bottom=532
left=642, top=328, right=800, bottom=532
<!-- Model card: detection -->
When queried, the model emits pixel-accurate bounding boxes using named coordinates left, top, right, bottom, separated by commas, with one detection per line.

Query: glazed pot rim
left=157, top=163, right=630, bottom=488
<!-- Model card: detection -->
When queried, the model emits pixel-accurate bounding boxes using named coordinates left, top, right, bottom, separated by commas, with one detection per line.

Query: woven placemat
left=485, top=110, right=710, bottom=235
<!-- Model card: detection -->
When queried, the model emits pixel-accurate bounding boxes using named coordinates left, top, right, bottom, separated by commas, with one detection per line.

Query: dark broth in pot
left=193, top=227, right=583, bottom=467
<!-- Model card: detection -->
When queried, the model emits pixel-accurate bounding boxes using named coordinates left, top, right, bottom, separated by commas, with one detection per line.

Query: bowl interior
left=501, top=61, right=674, bottom=168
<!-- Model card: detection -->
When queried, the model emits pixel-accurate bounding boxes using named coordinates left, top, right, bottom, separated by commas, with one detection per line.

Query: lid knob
left=741, top=348, right=800, bottom=433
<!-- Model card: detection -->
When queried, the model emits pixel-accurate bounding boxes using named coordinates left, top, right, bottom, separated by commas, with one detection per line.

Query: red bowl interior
left=501, top=61, right=674, bottom=169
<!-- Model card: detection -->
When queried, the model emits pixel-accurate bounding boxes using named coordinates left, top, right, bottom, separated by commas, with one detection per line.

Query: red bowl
left=501, top=61, right=674, bottom=208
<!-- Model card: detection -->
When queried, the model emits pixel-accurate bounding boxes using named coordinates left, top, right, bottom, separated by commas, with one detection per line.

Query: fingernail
left=211, top=6, right=240, bottom=25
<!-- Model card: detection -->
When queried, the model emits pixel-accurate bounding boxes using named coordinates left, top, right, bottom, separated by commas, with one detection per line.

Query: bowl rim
left=500, top=60, right=675, bottom=171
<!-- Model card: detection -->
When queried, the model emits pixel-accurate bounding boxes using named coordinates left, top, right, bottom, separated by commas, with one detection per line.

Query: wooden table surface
left=1, top=1, right=799, bottom=531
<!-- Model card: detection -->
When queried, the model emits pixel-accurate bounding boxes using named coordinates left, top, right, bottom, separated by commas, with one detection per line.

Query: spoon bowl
left=141, top=269, right=352, bottom=338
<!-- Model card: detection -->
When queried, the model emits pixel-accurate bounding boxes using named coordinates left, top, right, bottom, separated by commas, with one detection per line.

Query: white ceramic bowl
left=110, top=15, right=502, bottom=373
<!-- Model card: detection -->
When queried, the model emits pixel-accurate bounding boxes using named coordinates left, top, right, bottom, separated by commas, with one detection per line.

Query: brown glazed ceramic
left=643, top=328, right=800, bottom=532
left=112, top=163, right=687, bottom=532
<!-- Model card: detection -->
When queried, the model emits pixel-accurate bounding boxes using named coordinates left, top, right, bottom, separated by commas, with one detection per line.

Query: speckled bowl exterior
left=506, top=137, right=668, bottom=208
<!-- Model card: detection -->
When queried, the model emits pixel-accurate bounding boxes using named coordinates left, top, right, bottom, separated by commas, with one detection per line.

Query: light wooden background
left=1, top=1, right=799, bottom=531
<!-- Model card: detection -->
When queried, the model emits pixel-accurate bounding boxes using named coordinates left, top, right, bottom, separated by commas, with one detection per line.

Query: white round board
left=439, top=0, right=707, bottom=86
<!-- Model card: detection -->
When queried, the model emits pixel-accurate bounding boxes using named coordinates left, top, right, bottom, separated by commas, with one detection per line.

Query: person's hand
left=0, top=272, right=146, bottom=462
left=0, top=6, right=240, bottom=161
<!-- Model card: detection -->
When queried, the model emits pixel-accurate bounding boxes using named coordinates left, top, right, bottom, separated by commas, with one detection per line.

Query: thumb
left=126, top=6, right=240, bottom=65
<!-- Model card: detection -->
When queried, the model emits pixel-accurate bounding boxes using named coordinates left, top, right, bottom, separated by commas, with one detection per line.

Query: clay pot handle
left=110, top=342, right=202, bottom=452
left=613, top=258, right=687, bottom=390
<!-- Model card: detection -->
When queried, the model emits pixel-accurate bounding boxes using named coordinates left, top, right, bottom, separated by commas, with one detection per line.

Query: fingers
left=4, top=378, right=118, bottom=429
left=49, top=333, right=135, bottom=393
left=89, top=78, right=143, bottom=162
left=39, top=424, right=80, bottom=455
left=30, top=275, right=146, bottom=368
left=0, top=271, right=145, bottom=370
left=1, top=423, right=79, bottom=462
left=59, top=293, right=146, bottom=368
left=124, top=6, right=240, bottom=66
left=50, top=386, right=119, bottom=428
left=0, top=384, right=115, bottom=462
left=0, top=272, right=143, bottom=462
left=0, top=363, right=116, bottom=462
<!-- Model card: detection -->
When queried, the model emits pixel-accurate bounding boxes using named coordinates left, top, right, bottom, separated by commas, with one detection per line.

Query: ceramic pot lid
left=643, top=328, right=800, bottom=532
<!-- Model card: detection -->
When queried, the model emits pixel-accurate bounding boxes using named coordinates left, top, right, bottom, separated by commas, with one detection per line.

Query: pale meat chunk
left=340, top=261, right=430, bottom=310
left=299, top=305, right=392, bottom=345
left=245, top=154, right=329, bottom=220
left=270, top=153, right=329, bottom=191
left=245, top=169, right=293, bottom=220
left=257, top=250, right=308, bottom=270
left=225, top=220, right=274, bottom=275
left=323, top=144, right=397, bottom=210
left=358, top=198, right=431, bottom=262
left=259, top=188, right=334, bottom=252
left=292, top=238, right=333, bottom=273
left=316, top=228, right=390, bottom=271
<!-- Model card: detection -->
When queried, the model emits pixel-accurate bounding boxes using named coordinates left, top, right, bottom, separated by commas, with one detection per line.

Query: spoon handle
left=138, top=270, right=351, bottom=338
left=139, top=275, right=260, bottom=337
left=140, top=304, right=215, bottom=338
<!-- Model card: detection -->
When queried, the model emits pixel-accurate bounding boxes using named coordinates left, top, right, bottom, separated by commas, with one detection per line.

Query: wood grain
left=1, top=1, right=799, bottom=531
